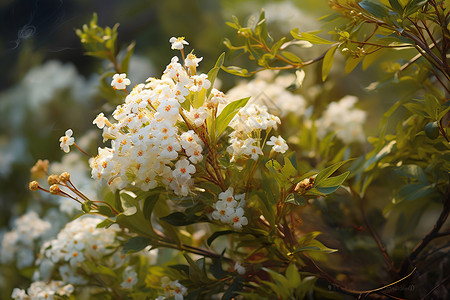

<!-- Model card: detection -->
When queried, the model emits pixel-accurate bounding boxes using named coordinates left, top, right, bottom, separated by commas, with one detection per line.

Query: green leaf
left=222, top=276, right=243, bottom=300
left=123, top=237, right=153, bottom=253
left=143, top=192, right=160, bottom=221
left=362, top=48, right=386, bottom=70
left=96, top=218, right=114, bottom=229
left=84, top=260, right=117, bottom=278
left=359, top=0, right=389, bottom=19
left=285, top=263, right=301, bottom=288
left=282, top=157, right=297, bottom=178
left=207, top=230, right=234, bottom=246
left=280, top=51, right=303, bottom=64
left=160, top=212, right=208, bottom=226
left=285, top=193, right=306, bottom=206
left=215, top=97, right=250, bottom=137
left=291, top=29, right=334, bottom=44
left=322, top=45, right=338, bottom=81
left=345, top=56, right=364, bottom=73
left=404, top=0, right=428, bottom=16
left=120, top=41, right=136, bottom=73
left=315, top=171, right=350, bottom=194
left=210, top=253, right=228, bottom=279
left=270, top=37, right=286, bottom=56
left=204, top=52, right=225, bottom=101
left=389, top=0, right=404, bottom=12
left=314, top=160, right=351, bottom=186
left=221, top=66, right=250, bottom=77
left=425, top=94, right=441, bottom=120
left=403, top=101, right=428, bottom=117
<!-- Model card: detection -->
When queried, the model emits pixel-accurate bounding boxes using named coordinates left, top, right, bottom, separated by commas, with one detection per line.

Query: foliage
left=8, top=0, right=450, bottom=299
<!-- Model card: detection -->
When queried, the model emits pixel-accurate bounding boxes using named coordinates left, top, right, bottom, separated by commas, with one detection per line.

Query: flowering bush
left=3, top=1, right=450, bottom=299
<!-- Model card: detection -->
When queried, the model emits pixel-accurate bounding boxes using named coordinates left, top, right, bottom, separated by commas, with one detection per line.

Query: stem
left=351, top=187, right=397, bottom=274
left=73, top=142, right=93, bottom=158
left=399, top=183, right=450, bottom=275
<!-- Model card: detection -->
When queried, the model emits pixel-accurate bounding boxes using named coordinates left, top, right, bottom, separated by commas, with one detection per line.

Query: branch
left=399, top=182, right=450, bottom=275
left=351, top=187, right=397, bottom=275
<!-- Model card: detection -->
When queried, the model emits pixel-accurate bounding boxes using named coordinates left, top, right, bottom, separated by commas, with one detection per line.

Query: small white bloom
left=169, top=37, right=189, bottom=50
left=111, top=73, right=131, bottom=90
left=234, top=262, right=246, bottom=275
left=185, top=53, right=203, bottom=68
left=229, top=207, right=248, bottom=230
left=93, top=112, right=108, bottom=129
left=186, top=107, right=208, bottom=127
left=121, top=266, right=138, bottom=289
left=59, top=129, right=75, bottom=153
left=267, top=135, right=288, bottom=153
left=189, top=74, right=211, bottom=92
left=11, top=288, right=27, bottom=300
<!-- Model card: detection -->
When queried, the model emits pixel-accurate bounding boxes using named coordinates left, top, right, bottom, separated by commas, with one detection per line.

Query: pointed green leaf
left=315, top=171, right=350, bottom=194
left=322, top=45, right=338, bottom=81
left=207, top=230, right=234, bottom=246
left=291, top=29, right=334, bottom=44
left=215, top=97, right=250, bottom=137
left=280, top=51, right=303, bottom=64
left=359, top=0, right=389, bottom=19
left=314, top=160, right=351, bottom=186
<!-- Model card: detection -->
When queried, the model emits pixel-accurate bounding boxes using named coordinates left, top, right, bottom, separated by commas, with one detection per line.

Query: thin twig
left=351, top=187, right=397, bottom=274
left=399, top=183, right=450, bottom=275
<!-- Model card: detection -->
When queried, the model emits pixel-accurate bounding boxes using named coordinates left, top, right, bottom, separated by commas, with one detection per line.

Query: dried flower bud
left=47, top=174, right=60, bottom=185
left=30, top=159, right=49, bottom=179
left=294, top=177, right=315, bottom=193
left=59, top=172, right=70, bottom=183
left=49, top=184, right=60, bottom=195
left=29, top=181, right=39, bottom=191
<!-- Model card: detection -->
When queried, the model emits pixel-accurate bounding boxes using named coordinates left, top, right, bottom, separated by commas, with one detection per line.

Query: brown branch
left=399, top=183, right=450, bottom=275
left=351, top=187, right=397, bottom=275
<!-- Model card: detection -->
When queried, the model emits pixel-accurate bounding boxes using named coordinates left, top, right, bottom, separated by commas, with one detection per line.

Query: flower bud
left=29, top=181, right=39, bottom=191
left=294, top=177, right=315, bottom=193
left=59, top=172, right=70, bottom=183
left=49, top=184, right=60, bottom=195
left=47, top=174, right=60, bottom=185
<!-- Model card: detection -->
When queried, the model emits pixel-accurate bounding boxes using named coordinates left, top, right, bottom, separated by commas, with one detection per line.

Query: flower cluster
left=211, top=187, right=248, bottom=229
left=315, top=95, right=366, bottom=144
left=34, top=215, right=123, bottom=284
left=11, top=281, right=74, bottom=300
left=89, top=48, right=215, bottom=195
left=160, top=276, right=188, bottom=300
left=0, top=211, right=52, bottom=269
left=227, top=103, right=281, bottom=162
left=226, top=70, right=307, bottom=117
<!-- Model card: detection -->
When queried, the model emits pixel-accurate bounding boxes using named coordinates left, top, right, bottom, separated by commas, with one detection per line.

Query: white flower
left=218, top=187, right=237, bottom=208
left=172, top=158, right=196, bottom=181
left=121, top=266, right=138, bottom=289
left=93, top=112, right=109, bottom=129
left=243, top=138, right=263, bottom=160
left=234, top=262, right=246, bottom=275
left=11, top=288, right=27, bottom=300
left=161, top=277, right=187, bottom=300
left=111, top=73, right=131, bottom=90
left=169, top=37, right=189, bottom=50
left=186, top=107, right=207, bottom=127
left=185, top=53, right=203, bottom=68
left=59, top=129, right=74, bottom=153
left=229, top=207, right=248, bottom=230
left=189, top=74, right=211, bottom=92
left=211, top=201, right=234, bottom=223
left=267, top=135, right=288, bottom=153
